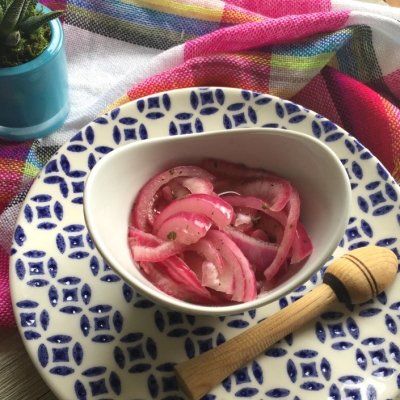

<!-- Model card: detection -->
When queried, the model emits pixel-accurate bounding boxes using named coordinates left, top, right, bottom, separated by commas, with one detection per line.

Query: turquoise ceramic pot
left=0, top=6, right=69, bottom=141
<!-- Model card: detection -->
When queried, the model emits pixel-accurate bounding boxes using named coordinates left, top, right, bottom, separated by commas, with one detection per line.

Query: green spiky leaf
left=17, top=0, right=34, bottom=25
left=0, top=5, right=4, bottom=26
left=0, top=0, right=26, bottom=35
left=0, top=0, right=8, bottom=14
left=0, top=0, right=64, bottom=65
left=18, top=10, right=62, bottom=35
left=4, top=29, right=20, bottom=45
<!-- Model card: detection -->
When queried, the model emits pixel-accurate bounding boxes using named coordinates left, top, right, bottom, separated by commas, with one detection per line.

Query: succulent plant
left=0, top=0, right=62, bottom=47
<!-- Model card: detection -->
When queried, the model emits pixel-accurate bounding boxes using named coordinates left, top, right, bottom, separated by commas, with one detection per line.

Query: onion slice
left=291, top=221, right=313, bottom=263
left=129, top=158, right=313, bottom=305
left=206, top=230, right=257, bottom=302
left=174, top=177, right=214, bottom=195
left=264, top=188, right=300, bottom=280
left=128, top=227, right=185, bottom=262
left=131, top=166, right=216, bottom=232
left=202, top=158, right=292, bottom=211
left=139, top=256, right=215, bottom=304
left=231, top=179, right=291, bottom=212
left=187, top=237, right=234, bottom=294
left=202, top=158, right=279, bottom=180
left=223, top=225, right=278, bottom=273
left=155, top=212, right=212, bottom=245
left=222, top=192, right=301, bottom=280
left=152, top=194, right=234, bottom=234
left=222, top=195, right=286, bottom=226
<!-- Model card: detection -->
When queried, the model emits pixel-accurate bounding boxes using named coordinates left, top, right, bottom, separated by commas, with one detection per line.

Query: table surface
left=0, top=327, right=57, bottom=400
left=1, top=0, right=398, bottom=399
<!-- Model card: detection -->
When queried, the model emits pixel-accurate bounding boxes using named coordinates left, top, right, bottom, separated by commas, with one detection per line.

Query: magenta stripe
left=184, top=10, right=350, bottom=61
left=224, top=0, right=332, bottom=17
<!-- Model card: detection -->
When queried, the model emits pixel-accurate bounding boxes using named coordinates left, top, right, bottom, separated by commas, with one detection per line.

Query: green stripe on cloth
left=65, top=4, right=196, bottom=49
left=335, top=25, right=399, bottom=108
left=272, top=31, right=353, bottom=57
left=271, top=52, right=336, bottom=70
left=336, top=25, right=383, bottom=83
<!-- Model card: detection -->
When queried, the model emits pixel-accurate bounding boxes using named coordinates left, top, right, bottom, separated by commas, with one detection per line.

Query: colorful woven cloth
left=1, top=0, right=399, bottom=327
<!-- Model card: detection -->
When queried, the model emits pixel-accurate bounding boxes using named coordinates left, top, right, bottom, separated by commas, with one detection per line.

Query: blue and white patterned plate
left=10, top=87, right=400, bottom=400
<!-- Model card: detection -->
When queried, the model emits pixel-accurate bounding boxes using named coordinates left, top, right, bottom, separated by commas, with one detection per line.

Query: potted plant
left=0, top=0, right=68, bottom=140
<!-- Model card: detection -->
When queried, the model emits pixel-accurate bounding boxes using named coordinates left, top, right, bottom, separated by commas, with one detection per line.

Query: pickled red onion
left=223, top=225, right=278, bottom=274
left=155, top=212, right=212, bottom=245
left=187, top=237, right=234, bottom=294
left=206, top=230, right=257, bottom=303
left=131, top=166, right=215, bottom=232
left=128, top=158, right=313, bottom=305
left=202, top=158, right=292, bottom=211
left=152, top=193, right=234, bottom=233
left=139, top=256, right=213, bottom=304
left=128, top=227, right=185, bottom=262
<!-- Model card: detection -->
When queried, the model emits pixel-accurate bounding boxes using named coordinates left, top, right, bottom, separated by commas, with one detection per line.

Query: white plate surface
left=10, top=87, right=400, bottom=400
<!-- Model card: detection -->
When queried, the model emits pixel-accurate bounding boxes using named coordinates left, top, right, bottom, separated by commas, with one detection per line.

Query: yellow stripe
left=23, top=163, right=41, bottom=179
left=269, top=88, right=299, bottom=98
left=328, top=54, right=340, bottom=70
left=271, top=52, right=335, bottom=71
left=231, top=52, right=272, bottom=67
left=121, top=0, right=224, bottom=23
left=222, top=8, right=264, bottom=23
left=103, top=94, right=131, bottom=114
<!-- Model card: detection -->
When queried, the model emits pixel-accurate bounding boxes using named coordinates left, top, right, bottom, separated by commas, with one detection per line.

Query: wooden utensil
left=174, top=246, right=398, bottom=400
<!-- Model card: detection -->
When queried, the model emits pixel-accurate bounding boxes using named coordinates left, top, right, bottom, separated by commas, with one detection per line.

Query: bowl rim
left=83, top=127, right=352, bottom=316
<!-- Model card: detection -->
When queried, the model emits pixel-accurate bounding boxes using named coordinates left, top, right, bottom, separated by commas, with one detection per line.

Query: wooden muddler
left=174, top=246, right=398, bottom=400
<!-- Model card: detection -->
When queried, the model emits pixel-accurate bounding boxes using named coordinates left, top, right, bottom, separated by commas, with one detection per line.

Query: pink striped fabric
left=1, top=0, right=400, bottom=326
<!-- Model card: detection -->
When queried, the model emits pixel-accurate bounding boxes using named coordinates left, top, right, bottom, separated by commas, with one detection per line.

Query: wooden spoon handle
left=175, top=283, right=338, bottom=400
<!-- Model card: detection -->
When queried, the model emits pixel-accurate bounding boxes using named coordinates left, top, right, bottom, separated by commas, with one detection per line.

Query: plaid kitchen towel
left=1, top=0, right=399, bottom=326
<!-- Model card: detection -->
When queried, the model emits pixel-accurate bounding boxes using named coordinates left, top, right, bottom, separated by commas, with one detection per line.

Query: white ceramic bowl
left=83, top=128, right=351, bottom=316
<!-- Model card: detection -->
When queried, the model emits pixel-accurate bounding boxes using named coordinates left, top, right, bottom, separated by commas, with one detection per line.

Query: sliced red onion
left=129, top=226, right=163, bottom=246
left=161, top=177, right=214, bottom=203
left=202, top=158, right=292, bottom=211
left=152, top=193, right=234, bottom=234
left=256, top=213, right=284, bottom=244
left=162, top=185, right=174, bottom=202
left=232, top=179, right=291, bottom=212
left=128, top=227, right=185, bottom=262
left=222, top=195, right=286, bottom=225
left=202, top=158, right=279, bottom=180
left=201, top=261, right=221, bottom=291
left=251, top=229, right=270, bottom=242
left=291, top=221, right=313, bottom=263
left=176, top=177, right=214, bottom=195
left=131, top=166, right=216, bottom=232
left=184, top=250, right=224, bottom=293
left=129, top=159, right=313, bottom=305
left=234, top=212, right=252, bottom=227
left=206, top=229, right=257, bottom=302
left=164, top=179, right=190, bottom=200
left=182, top=250, right=205, bottom=281
left=223, top=225, right=278, bottom=273
left=138, top=257, right=216, bottom=304
left=129, top=239, right=186, bottom=262
left=222, top=193, right=301, bottom=280
left=187, top=237, right=234, bottom=294
left=264, top=187, right=300, bottom=280
left=155, top=212, right=212, bottom=245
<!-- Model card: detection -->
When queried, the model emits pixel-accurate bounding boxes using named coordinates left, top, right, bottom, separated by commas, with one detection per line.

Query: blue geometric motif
left=10, top=87, right=400, bottom=399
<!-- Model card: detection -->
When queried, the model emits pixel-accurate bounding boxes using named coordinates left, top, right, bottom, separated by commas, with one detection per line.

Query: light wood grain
left=176, top=284, right=337, bottom=399
left=0, top=327, right=57, bottom=400
left=386, top=0, right=400, bottom=7
left=175, top=247, right=398, bottom=399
